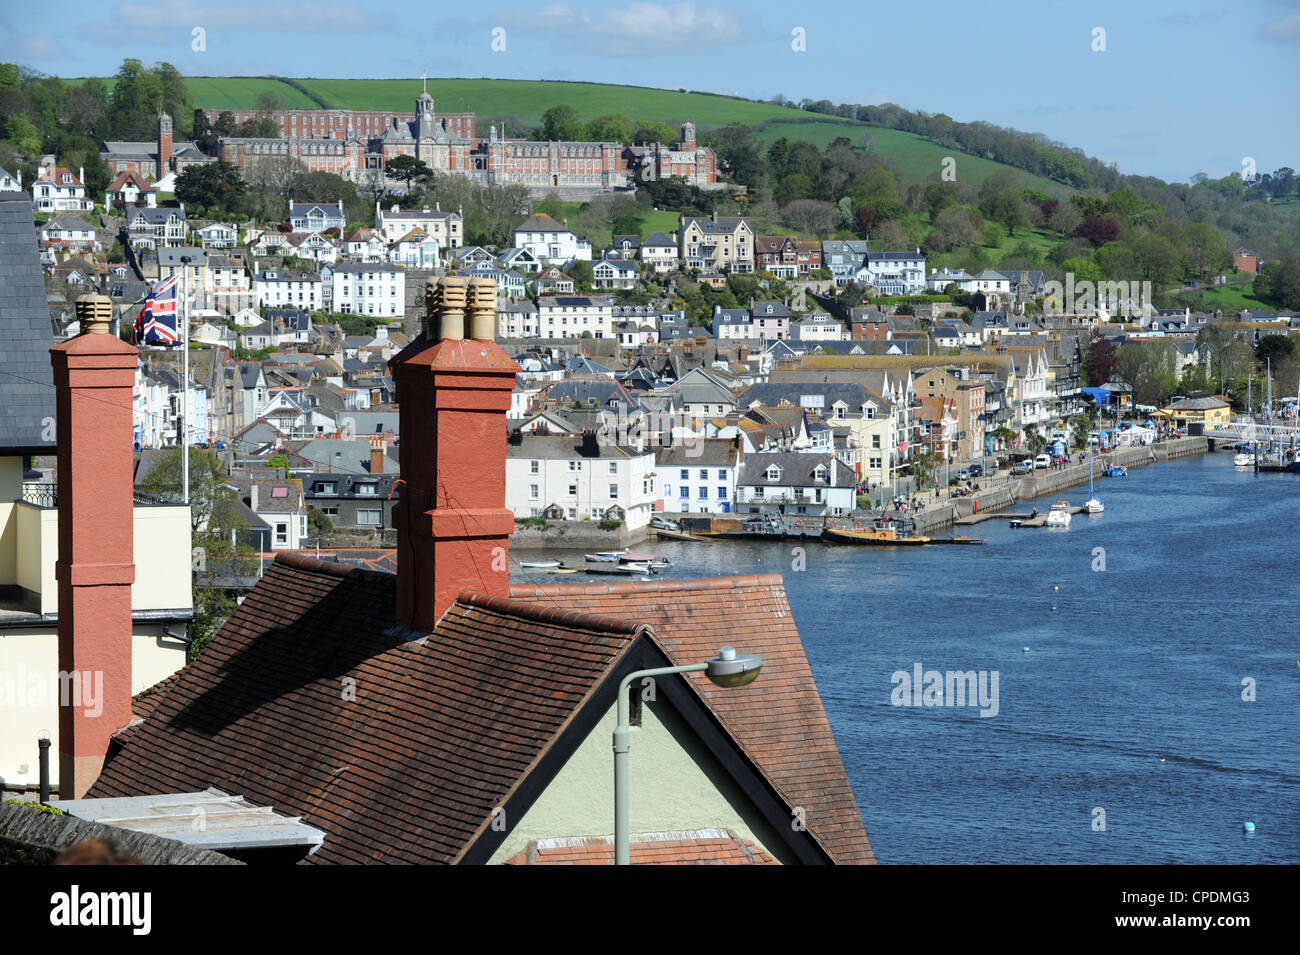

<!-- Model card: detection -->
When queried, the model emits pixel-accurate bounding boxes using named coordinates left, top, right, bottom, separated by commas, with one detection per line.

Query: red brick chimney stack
left=50, top=294, right=138, bottom=798
left=389, top=277, right=519, bottom=630
left=368, top=434, right=385, bottom=474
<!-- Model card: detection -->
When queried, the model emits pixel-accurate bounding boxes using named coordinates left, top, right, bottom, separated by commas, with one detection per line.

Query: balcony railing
left=22, top=483, right=56, bottom=508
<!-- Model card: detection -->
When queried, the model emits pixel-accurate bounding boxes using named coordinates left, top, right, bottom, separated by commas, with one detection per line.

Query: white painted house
left=505, top=432, right=657, bottom=530
left=325, top=263, right=405, bottom=317
left=512, top=213, right=592, bottom=265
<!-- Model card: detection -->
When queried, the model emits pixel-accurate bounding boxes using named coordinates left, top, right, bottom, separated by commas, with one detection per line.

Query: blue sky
left=2, top=0, right=1296, bottom=183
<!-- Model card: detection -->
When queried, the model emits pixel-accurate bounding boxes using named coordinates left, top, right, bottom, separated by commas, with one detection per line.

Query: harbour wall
left=509, top=520, right=648, bottom=551
left=892, top=436, right=1208, bottom=531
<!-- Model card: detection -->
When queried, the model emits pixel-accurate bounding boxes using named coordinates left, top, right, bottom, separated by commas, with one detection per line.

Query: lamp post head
left=705, top=644, right=762, bottom=688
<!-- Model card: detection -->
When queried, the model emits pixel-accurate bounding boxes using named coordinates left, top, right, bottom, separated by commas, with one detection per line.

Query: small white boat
left=519, top=560, right=560, bottom=569
left=1084, top=447, right=1103, bottom=515
left=1045, top=501, right=1072, bottom=528
left=1233, top=452, right=1253, bottom=468
left=585, top=551, right=625, bottom=563
left=619, top=552, right=672, bottom=570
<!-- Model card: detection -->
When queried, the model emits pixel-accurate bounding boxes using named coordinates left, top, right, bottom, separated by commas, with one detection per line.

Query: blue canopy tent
left=1080, top=386, right=1114, bottom=408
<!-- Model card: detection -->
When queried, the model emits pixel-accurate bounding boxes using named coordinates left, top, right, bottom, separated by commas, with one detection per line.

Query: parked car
left=650, top=516, right=680, bottom=531
left=955, top=468, right=972, bottom=481
left=1012, top=459, right=1034, bottom=475
left=1034, top=454, right=1052, bottom=469
left=968, top=464, right=983, bottom=478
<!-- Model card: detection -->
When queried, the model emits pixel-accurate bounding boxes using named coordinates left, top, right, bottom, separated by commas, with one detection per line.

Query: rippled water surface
left=513, top=454, right=1300, bottom=863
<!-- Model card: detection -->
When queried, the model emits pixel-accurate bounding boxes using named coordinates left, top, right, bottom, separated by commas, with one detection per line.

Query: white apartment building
left=535, top=295, right=614, bottom=339
left=498, top=301, right=540, bottom=338
left=512, top=213, right=592, bottom=265
left=326, top=263, right=405, bottom=317
left=657, top=439, right=743, bottom=514
left=375, top=204, right=463, bottom=249
left=864, top=250, right=926, bottom=295
left=505, top=433, right=657, bottom=530
left=256, top=268, right=323, bottom=311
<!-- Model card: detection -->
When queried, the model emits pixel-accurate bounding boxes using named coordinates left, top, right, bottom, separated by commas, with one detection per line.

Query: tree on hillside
left=1082, top=330, right=1118, bottom=386
left=175, top=160, right=246, bottom=216
left=568, top=259, right=595, bottom=293
left=539, top=104, right=586, bottom=142
left=987, top=190, right=1031, bottom=236
left=1254, top=257, right=1300, bottom=311
left=385, top=154, right=431, bottom=190
left=254, top=89, right=286, bottom=113
left=781, top=199, right=836, bottom=237
left=1197, top=324, right=1249, bottom=393
left=1071, top=216, right=1122, bottom=247
left=1255, top=334, right=1296, bottom=365
left=534, top=193, right=565, bottom=219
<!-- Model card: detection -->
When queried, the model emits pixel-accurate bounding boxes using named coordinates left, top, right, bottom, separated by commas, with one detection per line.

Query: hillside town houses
left=13, top=90, right=1281, bottom=587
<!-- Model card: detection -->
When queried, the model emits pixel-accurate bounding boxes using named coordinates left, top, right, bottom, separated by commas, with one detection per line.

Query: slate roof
left=0, top=193, right=57, bottom=453
left=738, top=451, right=856, bottom=488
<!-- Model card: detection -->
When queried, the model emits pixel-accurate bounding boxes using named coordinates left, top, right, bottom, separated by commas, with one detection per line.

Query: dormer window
left=765, top=465, right=781, bottom=481
left=814, top=465, right=828, bottom=482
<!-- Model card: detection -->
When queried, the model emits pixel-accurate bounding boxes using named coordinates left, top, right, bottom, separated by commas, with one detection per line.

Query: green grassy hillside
left=101, top=75, right=1077, bottom=194
left=185, top=76, right=320, bottom=109
left=749, top=120, right=1073, bottom=196
left=191, top=77, right=831, bottom=129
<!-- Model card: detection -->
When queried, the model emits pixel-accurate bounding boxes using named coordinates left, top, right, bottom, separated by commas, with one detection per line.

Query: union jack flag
left=135, top=274, right=181, bottom=346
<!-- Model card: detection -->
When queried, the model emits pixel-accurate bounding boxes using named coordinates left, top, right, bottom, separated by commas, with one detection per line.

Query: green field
left=1165, top=281, right=1268, bottom=312
left=184, top=77, right=829, bottom=130
left=184, top=77, right=320, bottom=110
left=90, top=74, right=1079, bottom=194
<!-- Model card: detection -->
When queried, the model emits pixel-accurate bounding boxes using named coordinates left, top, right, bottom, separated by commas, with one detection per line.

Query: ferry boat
left=823, top=517, right=930, bottom=546
left=1045, top=501, right=1073, bottom=528
left=1103, top=464, right=1127, bottom=477
left=1233, top=452, right=1254, bottom=468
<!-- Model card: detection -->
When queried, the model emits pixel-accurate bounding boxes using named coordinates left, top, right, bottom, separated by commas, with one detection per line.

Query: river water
left=512, top=452, right=1300, bottom=863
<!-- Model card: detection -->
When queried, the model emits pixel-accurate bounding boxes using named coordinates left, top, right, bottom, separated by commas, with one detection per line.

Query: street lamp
left=612, top=645, right=762, bottom=865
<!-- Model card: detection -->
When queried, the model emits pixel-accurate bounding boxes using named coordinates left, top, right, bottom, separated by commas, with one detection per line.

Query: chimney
left=368, top=434, right=385, bottom=473
left=50, top=295, right=137, bottom=798
left=389, top=277, right=519, bottom=630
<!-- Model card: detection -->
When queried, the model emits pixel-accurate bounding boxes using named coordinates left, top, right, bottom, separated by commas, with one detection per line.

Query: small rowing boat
left=519, top=560, right=559, bottom=569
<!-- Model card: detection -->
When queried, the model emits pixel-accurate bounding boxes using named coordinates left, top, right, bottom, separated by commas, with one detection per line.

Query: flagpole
left=179, top=254, right=191, bottom=505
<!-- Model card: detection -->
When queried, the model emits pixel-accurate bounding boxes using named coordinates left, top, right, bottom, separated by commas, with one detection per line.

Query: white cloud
left=513, top=2, right=751, bottom=55
left=1260, top=13, right=1300, bottom=39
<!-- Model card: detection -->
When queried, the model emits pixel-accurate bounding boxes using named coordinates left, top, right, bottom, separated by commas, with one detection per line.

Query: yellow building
left=0, top=455, right=193, bottom=791
left=1158, top=395, right=1232, bottom=428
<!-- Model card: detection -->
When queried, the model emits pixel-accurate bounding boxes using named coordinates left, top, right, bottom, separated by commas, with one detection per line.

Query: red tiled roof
left=504, top=829, right=778, bottom=865
left=88, top=554, right=649, bottom=864
left=90, top=557, right=870, bottom=864
left=510, top=576, right=875, bottom=865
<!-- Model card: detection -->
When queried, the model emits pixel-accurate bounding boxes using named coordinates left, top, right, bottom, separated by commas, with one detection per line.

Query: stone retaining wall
left=509, top=521, right=648, bottom=551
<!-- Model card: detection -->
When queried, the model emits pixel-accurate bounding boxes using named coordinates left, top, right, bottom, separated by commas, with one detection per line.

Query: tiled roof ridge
left=273, top=550, right=395, bottom=585
left=451, top=590, right=649, bottom=638
left=509, top=573, right=785, bottom=598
